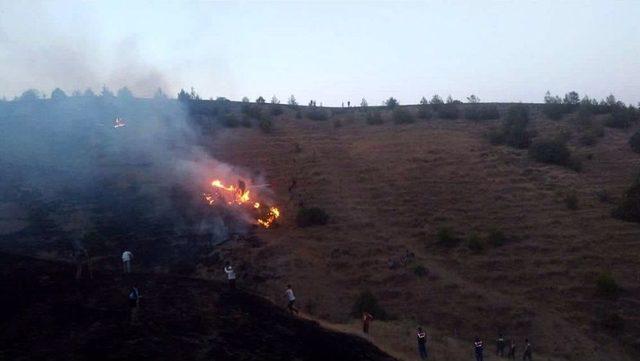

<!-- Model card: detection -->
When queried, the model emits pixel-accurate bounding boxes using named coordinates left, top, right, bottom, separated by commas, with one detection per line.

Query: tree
left=271, top=95, right=280, bottom=104
left=430, top=95, right=444, bottom=105
left=153, top=88, right=167, bottom=99
left=178, top=89, right=190, bottom=102
left=419, top=97, right=429, bottom=105
left=563, top=91, right=580, bottom=105
left=242, top=96, right=250, bottom=103
left=446, top=95, right=454, bottom=104
left=50, top=88, right=67, bottom=101
left=606, top=94, right=617, bottom=107
left=360, top=98, right=368, bottom=108
left=19, top=89, right=41, bottom=102
left=101, top=86, right=115, bottom=98
left=83, top=88, right=96, bottom=97
left=256, top=96, right=266, bottom=104
left=287, top=95, right=297, bottom=106
left=467, top=95, right=480, bottom=103
left=117, top=87, right=134, bottom=99
left=384, top=97, right=399, bottom=109
left=308, top=100, right=316, bottom=107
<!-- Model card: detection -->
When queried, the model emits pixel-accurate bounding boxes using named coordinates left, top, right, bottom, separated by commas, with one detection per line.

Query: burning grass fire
left=203, top=179, right=281, bottom=228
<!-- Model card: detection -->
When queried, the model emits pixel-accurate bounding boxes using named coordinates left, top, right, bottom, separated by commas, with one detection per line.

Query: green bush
left=392, top=108, right=415, bottom=124
left=612, top=177, right=640, bottom=222
left=437, top=103, right=459, bottom=120
left=596, top=272, right=620, bottom=298
left=629, top=130, right=640, bottom=153
left=605, top=107, right=637, bottom=129
left=296, top=207, right=329, bottom=227
left=487, top=228, right=507, bottom=247
left=564, top=192, right=579, bottom=210
left=413, top=265, right=427, bottom=277
left=270, top=105, right=284, bottom=116
left=436, top=227, right=458, bottom=247
left=351, top=290, right=389, bottom=320
left=488, top=104, right=531, bottom=148
left=259, top=117, right=273, bottom=134
left=241, top=104, right=262, bottom=119
left=306, top=108, right=329, bottom=121
left=528, top=139, right=575, bottom=169
left=366, top=111, right=384, bottom=125
left=467, top=234, right=484, bottom=254
left=221, top=113, right=239, bottom=128
left=385, top=97, right=399, bottom=109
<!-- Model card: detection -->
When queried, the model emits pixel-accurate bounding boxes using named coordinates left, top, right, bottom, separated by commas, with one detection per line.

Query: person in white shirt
left=285, top=284, right=298, bottom=314
left=122, top=250, right=133, bottom=274
left=224, top=262, right=236, bottom=290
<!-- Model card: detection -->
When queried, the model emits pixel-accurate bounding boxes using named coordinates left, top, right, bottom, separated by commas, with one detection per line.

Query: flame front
left=204, top=179, right=280, bottom=228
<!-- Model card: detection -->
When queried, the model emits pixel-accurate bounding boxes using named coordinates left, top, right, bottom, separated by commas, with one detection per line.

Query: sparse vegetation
left=564, top=191, right=579, bottom=210
left=487, top=104, right=531, bottom=148
left=465, top=104, right=500, bottom=121
left=612, top=176, right=640, bottom=223
left=487, top=228, right=507, bottom=247
left=296, top=207, right=329, bottom=227
left=221, top=113, right=240, bottom=128
left=413, top=265, right=427, bottom=277
left=596, top=272, right=620, bottom=298
left=630, top=130, right=640, bottom=153
left=437, top=102, right=459, bottom=120
left=392, top=108, right=415, bottom=124
left=259, top=117, right=273, bottom=134
left=467, top=233, right=484, bottom=254
left=605, top=107, right=635, bottom=129
left=351, top=290, right=389, bottom=320
left=436, top=227, right=458, bottom=247
left=306, top=108, right=329, bottom=121
left=270, top=105, right=284, bottom=116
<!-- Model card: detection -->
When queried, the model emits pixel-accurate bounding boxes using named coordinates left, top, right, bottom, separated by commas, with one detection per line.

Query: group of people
left=475, top=335, right=533, bottom=361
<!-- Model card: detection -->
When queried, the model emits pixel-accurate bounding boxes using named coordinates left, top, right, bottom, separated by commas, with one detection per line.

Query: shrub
left=543, top=91, right=572, bottom=120
left=333, top=119, right=342, bottom=128
left=392, top=108, right=415, bottom=124
left=295, top=111, right=302, bottom=119
left=596, top=272, right=620, bottom=298
left=467, top=234, right=484, bottom=254
left=465, top=104, right=500, bottom=121
left=366, top=111, right=384, bottom=125
left=417, top=106, right=432, bottom=120
left=528, top=139, right=574, bottom=168
left=612, top=177, right=640, bottom=222
left=564, top=192, right=578, bottom=210
left=629, top=130, right=640, bottom=153
left=296, top=207, right=329, bottom=227
left=488, top=104, right=532, bottom=148
left=605, top=107, right=636, bottom=129
left=595, top=189, right=610, bottom=203
left=487, top=228, right=507, bottom=247
left=351, top=290, right=389, bottom=320
left=436, top=227, right=458, bottom=247
left=241, top=104, right=262, bottom=119
left=270, top=105, right=284, bottom=116
left=259, top=117, right=273, bottom=134
left=240, top=117, right=252, bottom=128
left=306, top=108, right=329, bottom=121
left=437, top=103, right=459, bottom=120
left=413, top=265, right=427, bottom=277
left=221, top=113, right=239, bottom=128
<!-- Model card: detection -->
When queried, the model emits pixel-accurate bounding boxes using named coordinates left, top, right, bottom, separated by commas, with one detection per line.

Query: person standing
left=122, top=250, right=133, bottom=274
left=417, top=327, right=428, bottom=360
left=362, top=312, right=373, bottom=335
left=128, top=286, right=141, bottom=325
left=523, top=339, right=532, bottom=361
left=497, top=333, right=506, bottom=357
left=224, top=262, right=236, bottom=290
left=285, top=285, right=299, bottom=314
left=474, top=337, right=484, bottom=361
left=74, top=247, right=93, bottom=280
left=508, top=340, right=516, bottom=359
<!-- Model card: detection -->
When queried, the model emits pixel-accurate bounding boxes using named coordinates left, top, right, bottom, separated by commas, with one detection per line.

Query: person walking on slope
left=128, top=286, right=141, bottom=325
left=285, top=285, right=299, bottom=314
left=497, top=333, right=506, bottom=357
left=508, top=340, right=516, bottom=359
left=362, top=312, right=373, bottom=335
left=417, top=327, right=428, bottom=360
left=474, top=337, right=484, bottom=361
left=224, top=262, right=236, bottom=290
left=122, top=250, right=133, bottom=274
left=522, top=339, right=532, bottom=361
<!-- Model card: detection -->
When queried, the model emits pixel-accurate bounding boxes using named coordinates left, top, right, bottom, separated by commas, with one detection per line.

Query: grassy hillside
left=199, top=102, right=640, bottom=360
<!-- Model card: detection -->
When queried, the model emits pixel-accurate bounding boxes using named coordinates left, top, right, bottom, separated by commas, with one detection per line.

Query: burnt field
left=2, top=96, right=640, bottom=360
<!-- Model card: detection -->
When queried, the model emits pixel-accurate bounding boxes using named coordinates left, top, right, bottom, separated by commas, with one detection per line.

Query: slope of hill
left=200, top=104, right=640, bottom=360
left=0, top=252, right=396, bottom=361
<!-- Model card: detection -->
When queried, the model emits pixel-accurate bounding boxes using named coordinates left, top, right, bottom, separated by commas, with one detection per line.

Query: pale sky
left=0, top=0, right=638, bottom=105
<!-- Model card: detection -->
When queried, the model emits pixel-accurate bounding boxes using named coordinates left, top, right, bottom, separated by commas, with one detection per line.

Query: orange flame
left=203, top=179, right=280, bottom=228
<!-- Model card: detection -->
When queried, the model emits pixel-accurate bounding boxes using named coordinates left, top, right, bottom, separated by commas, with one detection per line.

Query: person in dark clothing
left=128, top=286, right=141, bottom=325
left=497, top=333, right=506, bottom=357
left=73, top=247, right=93, bottom=280
left=508, top=340, right=516, bottom=359
left=523, top=339, right=532, bottom=361
left=417, top=327, right=427, bottom=360
left=362, top=312, right=373, bottom=334
left=474, top=337, right=484, bottom=361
